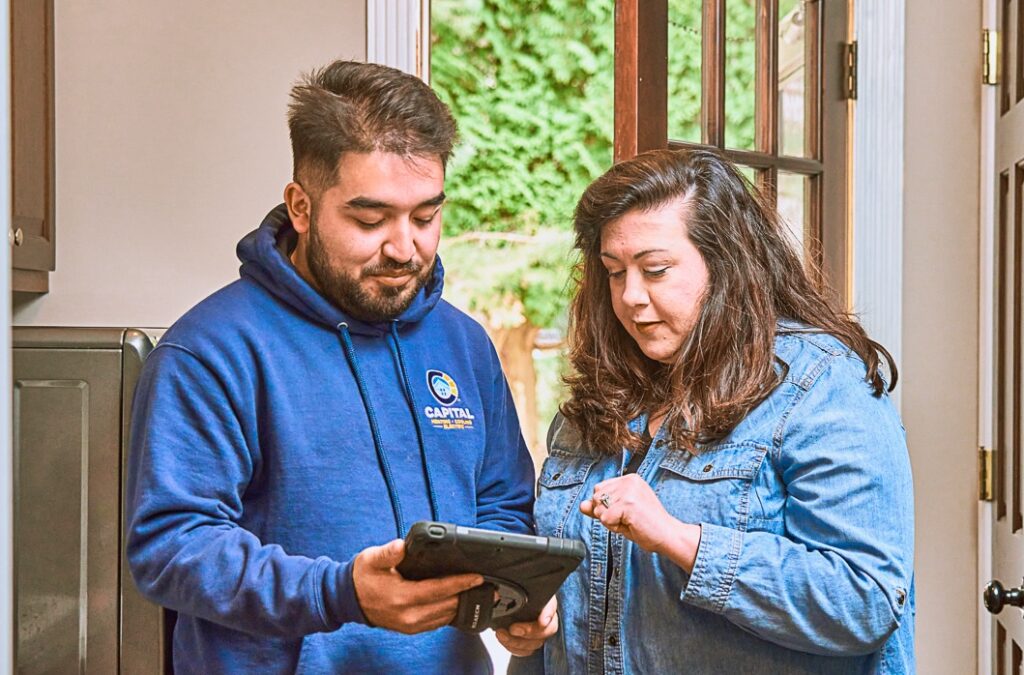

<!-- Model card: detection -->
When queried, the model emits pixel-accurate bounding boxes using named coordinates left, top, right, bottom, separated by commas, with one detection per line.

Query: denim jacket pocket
left=654, top=442, right=768, bottom=532
left=536, top=453, right=596, bottom=538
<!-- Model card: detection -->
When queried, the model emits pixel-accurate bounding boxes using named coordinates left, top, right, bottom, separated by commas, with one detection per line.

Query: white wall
left=13, top=0, right=366, bottom=328
left=903, top=0, right=981, bottom=672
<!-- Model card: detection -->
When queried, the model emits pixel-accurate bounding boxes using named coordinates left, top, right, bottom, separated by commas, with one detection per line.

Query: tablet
left=396, top=521, right=586, bottom=632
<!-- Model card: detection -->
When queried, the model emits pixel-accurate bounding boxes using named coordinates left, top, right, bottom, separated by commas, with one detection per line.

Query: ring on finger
left=598, top=493, right=612, bottom=509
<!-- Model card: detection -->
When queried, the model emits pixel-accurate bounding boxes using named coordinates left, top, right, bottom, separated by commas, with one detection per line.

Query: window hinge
left=980, top=446, right=995, bottom=502
left=983, top=29, right=999, bottom=85
left=843, top=41, right=858, bottom=100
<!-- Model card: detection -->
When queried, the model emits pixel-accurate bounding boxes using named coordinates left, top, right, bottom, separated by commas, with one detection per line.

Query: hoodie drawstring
left=337, top=323, right=406, bottom=538
left=336, top=322, right=441, bottom=539
left=388, top=322, right=442, bottom=523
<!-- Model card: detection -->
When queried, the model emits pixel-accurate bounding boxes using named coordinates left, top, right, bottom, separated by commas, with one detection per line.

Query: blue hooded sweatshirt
left=126, top=205, right=536, bottom=674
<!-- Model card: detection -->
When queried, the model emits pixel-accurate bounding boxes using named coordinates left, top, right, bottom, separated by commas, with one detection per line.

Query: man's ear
left=284, top=182, right=312, bottom=234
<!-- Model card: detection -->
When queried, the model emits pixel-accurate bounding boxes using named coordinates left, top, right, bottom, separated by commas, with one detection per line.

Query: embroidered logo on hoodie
left=424, top=369, right=475, bottom=430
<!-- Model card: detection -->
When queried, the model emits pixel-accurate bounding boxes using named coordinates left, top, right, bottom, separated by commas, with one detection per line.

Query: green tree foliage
left=432, top=0, right=614, bottom=239
left=431, top=0, right=616, bottom=331
left=668, top=0, right=704, bottom=142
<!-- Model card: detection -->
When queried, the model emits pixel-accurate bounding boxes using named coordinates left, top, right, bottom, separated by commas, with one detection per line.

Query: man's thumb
left=365, top=539, right=405, bottom=570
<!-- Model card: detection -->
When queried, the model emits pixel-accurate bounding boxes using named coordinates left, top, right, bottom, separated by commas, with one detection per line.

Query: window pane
left=779, top=0, right=807, bottom=156
left=777, top=171, right=806, bottom=256
left=668, top=0, right=703, bottom=143
left=725, top=0, right=756, bottom=149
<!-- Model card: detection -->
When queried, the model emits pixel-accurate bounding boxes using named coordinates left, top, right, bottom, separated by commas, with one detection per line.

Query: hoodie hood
left=237, top=204, right=445, bottom=335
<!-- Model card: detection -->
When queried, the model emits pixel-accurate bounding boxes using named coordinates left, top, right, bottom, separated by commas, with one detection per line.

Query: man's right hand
left=352, top=538, right=484, bottom=634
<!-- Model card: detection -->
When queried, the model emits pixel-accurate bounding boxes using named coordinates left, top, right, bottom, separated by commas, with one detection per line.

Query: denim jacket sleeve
left=681, top=352, right=914, bottom=656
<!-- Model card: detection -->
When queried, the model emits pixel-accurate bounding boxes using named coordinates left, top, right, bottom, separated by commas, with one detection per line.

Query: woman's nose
left=620, top=270, right=649, bottom=307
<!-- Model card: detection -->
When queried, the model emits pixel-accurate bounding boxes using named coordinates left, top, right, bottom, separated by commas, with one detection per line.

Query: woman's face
left=600, top=199, right=710, bottom=364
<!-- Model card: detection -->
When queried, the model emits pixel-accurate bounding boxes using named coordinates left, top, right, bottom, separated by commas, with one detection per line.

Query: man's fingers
left=363, top=539, right=405, bottom=570
left=405, top=572, right=483, bottom=604
left=412, top=595, right=461, bottom=629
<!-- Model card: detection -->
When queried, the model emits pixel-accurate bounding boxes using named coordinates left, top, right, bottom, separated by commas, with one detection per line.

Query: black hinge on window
left=843, top=41, right=858, bottom=100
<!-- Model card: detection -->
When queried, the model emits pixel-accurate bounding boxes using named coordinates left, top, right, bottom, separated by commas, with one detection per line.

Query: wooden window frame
left=614, top=0, right=849, bottom=297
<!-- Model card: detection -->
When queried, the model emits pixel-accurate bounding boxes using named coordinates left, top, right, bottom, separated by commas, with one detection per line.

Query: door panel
left=988, top=2, right=1024, bottom=671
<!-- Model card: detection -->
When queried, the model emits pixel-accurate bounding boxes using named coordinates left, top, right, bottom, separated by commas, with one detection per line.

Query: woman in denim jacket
left=507, top=149, right=914, bottom=674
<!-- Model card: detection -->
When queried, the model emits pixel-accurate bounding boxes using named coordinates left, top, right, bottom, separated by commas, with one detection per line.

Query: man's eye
left=645, top=267, right=669, bottom=277
left=356, top=219, right=384, bottom=229
left=414, top=209, right=441, bottom=227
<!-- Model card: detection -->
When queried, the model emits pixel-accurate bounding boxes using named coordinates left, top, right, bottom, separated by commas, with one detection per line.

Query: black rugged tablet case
left=396, top=521, right=586, bottom=632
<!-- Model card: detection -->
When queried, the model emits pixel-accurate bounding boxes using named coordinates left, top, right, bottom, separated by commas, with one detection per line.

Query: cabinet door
left=13, top=347, right=121, bottom=673
left=11, top=0, right=56, bottom=292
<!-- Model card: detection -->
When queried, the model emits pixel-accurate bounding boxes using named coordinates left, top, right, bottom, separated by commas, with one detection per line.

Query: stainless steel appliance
left=13, top=327, right=171, bottom=674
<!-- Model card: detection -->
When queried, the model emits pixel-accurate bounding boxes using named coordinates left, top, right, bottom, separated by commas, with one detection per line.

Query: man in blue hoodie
left=126, top=60, right=554, bottom=673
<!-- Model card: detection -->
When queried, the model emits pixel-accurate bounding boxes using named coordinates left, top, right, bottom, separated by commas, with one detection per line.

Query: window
left=615, top=0, right=851, bottom=294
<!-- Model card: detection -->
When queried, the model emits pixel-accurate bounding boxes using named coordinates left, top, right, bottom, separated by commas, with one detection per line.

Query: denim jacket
left=514, top=329, right=915, bottom=674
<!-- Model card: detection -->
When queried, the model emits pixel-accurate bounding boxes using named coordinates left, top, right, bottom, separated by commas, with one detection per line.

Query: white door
left=983, top=1, right=1024, bottom=672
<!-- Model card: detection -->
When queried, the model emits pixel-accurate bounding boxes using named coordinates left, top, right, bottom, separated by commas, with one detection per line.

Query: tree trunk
left=490, top=322, right=541, bottom=456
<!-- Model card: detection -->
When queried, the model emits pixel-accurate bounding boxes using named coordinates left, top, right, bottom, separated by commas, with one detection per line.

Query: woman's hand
left=580, top=474, right=702, bottom=573
left=495, top=595, right=559, bottom=657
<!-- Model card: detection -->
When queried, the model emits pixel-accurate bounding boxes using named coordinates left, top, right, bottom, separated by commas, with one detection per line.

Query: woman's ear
left=284, top=182, right=312, bottom=234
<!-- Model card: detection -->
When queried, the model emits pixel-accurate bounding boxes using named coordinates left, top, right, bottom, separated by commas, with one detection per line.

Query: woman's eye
left=645, top=267, right=669, bottom=277
left=607, top=270, right=625, bottom=280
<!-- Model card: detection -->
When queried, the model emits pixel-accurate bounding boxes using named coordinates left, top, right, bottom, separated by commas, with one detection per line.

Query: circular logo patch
left=426, top=370, right=459, bottom=406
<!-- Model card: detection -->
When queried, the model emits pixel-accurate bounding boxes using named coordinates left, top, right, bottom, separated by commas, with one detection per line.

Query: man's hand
left=494, top=595, right=559, bottom=657
left=352, top=539, right=484, bottom=634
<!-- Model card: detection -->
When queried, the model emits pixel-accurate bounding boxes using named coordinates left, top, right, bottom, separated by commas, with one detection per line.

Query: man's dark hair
left=288, top=60, right=458, bottom=196
left=562, top=148, right=896, bottom=455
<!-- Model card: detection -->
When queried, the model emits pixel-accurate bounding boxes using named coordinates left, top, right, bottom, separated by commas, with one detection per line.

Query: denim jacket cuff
left=680, top=522, right=744, bottom=614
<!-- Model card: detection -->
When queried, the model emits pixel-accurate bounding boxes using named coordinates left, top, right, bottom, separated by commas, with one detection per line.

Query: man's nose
left=381, top=220, right=415, bottom=263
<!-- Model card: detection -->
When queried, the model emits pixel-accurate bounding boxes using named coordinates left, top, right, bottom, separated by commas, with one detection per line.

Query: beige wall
left=903, top=0, right=981, bottom=672
left=14, top=0, right=365, bottom=327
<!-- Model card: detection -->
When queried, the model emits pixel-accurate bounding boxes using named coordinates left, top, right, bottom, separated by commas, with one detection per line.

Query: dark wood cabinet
left=11, top=0, right=56, bottom=293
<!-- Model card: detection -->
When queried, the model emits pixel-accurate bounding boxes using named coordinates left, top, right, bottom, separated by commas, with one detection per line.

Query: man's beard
left=305, top=213, right=434, bottom=323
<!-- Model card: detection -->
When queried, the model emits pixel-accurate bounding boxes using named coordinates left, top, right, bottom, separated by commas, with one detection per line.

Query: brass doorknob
left=985, top=579, right=1024, bottom=614
left=9, top=227, right=23, bottom=246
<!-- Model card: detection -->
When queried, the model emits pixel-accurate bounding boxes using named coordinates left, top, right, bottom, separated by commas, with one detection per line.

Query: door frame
left=980, top=0, right=1000, bottom=672
left=1, top=0, right=15, bottom=668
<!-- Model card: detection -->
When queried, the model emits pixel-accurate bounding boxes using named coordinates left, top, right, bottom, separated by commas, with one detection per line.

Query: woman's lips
left=633, top=320, right=662, bottom=334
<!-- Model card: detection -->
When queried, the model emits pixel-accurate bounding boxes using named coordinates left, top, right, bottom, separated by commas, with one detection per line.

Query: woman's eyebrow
left=600, top=248, right=669, bottom=261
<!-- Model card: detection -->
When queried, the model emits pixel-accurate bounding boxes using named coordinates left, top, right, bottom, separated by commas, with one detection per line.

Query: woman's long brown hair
left=561, top=148, right=896, bottom=455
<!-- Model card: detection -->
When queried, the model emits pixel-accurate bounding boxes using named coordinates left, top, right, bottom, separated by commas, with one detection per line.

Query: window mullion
left=755, top=0, right=779, bottom=156
left=702, top=0, right=726, bottom=147
left=806, top=0, right=822, bottom=160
